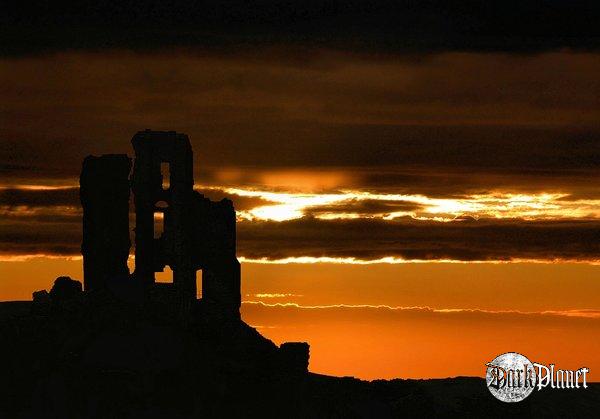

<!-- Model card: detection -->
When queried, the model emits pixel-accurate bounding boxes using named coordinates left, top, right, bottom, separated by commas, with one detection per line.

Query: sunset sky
left=1, top=1, right=599, bottom=379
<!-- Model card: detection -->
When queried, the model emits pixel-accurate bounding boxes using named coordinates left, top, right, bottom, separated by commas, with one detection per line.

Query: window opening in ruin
left=154, top=211, right=164, bottom=239
left=161, top=162, right=170, bottom=189
left=156, top=265, right=174, bottom=283
left=196, top=270, right=203, bottom=299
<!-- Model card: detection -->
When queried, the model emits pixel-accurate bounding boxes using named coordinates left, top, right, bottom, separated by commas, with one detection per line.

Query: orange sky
left=2, top=257, right=598, bottom=380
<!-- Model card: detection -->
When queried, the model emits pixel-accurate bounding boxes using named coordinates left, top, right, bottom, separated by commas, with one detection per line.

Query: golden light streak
left=238, top=256, right=457, bottom=264
left=207, top=186, right=600, bottom=222
left=3, top=184, right=599, bottom=264
left=3, top=184, right=598, bottom=222
left=0, top=254, right=84, bottom=262
left=238, top=256, right=600, bottom=265
left=227, top=189, right=345, bottom=221
left=245, top=203, right=304, bottom=221
left=246, top=293, right=304, bottom=298
left=4, top=254, right=598, bottom=264
left=0, top=205, right=81, bottom=217
left=315, top=212, right=365, bottom=220
left=243, top=301, right=600, bottom=319
left=0, top=184, right=77, bottom=190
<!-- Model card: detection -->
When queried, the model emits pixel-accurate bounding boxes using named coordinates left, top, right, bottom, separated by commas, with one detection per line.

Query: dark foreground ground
left=1, top=300, right=598, bottom=418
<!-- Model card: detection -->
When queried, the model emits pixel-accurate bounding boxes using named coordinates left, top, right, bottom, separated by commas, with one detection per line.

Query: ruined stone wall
left=191, top=192, right=241, bottom=315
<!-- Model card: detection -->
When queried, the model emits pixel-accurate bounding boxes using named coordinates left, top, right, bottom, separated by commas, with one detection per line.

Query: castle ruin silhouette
left=80, top=130, right=241, bottom=318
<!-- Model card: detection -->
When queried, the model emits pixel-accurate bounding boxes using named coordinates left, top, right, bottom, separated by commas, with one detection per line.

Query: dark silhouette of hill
left=1, top=295, right=599, bottom=418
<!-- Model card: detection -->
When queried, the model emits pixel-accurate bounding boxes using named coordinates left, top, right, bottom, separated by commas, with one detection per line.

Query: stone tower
left=130, top=130, right=240, bottom=316
left=80, top=154, right=131, bottom=292
left=131, top=130, right=195, bottom=305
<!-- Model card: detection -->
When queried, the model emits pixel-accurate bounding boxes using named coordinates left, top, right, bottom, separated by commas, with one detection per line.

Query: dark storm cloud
left=2, top=51, right=599, bottom=193
left=0, top=209, right=80, bottom=224
left=2, top=1, right=600, bottom=56
left=0, top=187, right=80, bottom=208
left=305, top=199, right=423, bottom=216
left=1, top=52, right=599, bottom=191
left=237, top=217, right=600, bottom=261
left=2, top=211, right=598, bottom=261
left=4, top=125, right=598, bottom=199
left=353, top=167, right=600, bottom=198
left=0, top=214, right=81, bottom=255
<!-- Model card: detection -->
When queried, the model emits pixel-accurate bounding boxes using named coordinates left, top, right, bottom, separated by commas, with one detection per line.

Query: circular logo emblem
left=486, top=352, right=536, bottom=403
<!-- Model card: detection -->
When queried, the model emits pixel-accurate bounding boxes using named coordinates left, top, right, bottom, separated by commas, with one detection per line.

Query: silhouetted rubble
left=32, top=289, right=49, bottom=304
left=280, top=342, right=311, bottom=374
left=49, top=276, right=82, bottom=301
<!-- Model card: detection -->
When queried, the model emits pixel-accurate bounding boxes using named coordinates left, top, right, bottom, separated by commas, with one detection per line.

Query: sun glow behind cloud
left=210, top=187, right=600, bottom=222
left=3, top=183, right=598, bottom=223
left=3, top=182, right=600, bottom=263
